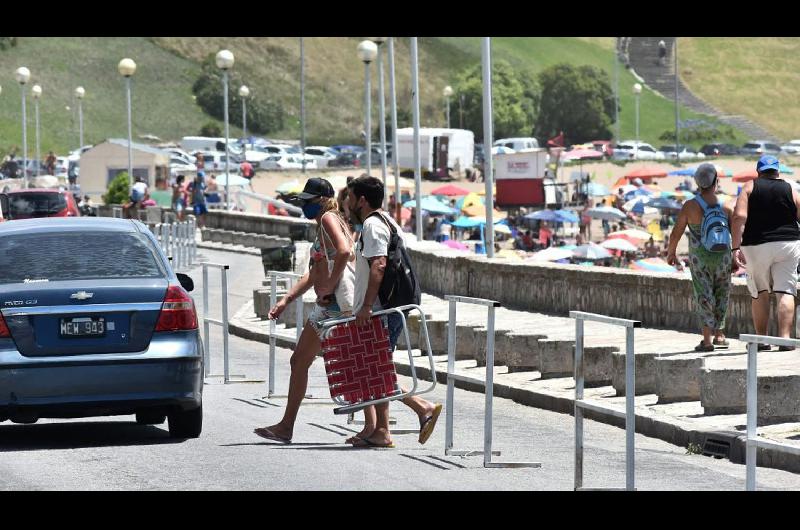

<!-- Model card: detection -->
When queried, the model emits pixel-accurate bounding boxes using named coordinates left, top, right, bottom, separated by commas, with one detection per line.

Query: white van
left=493, top=137, right=539, bottom=152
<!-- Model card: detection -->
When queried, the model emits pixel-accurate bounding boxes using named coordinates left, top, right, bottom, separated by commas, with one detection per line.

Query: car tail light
left=0, top=312, right=10, bottom=338
left=155, top=285, right=198, bottom=332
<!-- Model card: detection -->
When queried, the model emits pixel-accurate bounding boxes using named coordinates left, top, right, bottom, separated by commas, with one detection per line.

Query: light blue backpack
left=694, top=195, right=731, bottom=252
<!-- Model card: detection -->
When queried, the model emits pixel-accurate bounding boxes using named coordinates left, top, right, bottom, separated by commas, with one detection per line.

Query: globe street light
left=371, top=37, right=388, bottom=208
left=216, top=49, right=235, bottom=210
left=118, top=58, right=137, bottom=188
left=633, top=82, right=642, bottom=160
left=443, top=85, right=453, bottom=128
left=31, top=84, right=41, bottom=177
left=15, top=67, right=30, bottom=188
left=238, top=85, right=250, bottom=140
left=357, top=40, right=377, bottom=175
left=75, top=86, right=85, bottom=150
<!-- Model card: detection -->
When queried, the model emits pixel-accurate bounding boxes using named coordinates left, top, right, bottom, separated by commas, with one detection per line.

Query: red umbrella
left=431, top=184, right=470, bottom=196
left=562, top=148, right=604, bottom=161
left=732, top=170, right=757, bottom=183
left=625, top=166, right=668, bottom=180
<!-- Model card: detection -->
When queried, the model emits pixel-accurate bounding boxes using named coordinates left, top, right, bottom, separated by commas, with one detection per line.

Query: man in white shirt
left=345, top=175, right=442, bottom=448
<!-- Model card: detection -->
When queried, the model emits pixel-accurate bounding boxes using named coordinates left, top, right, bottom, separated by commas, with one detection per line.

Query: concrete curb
left=196, top=241, right=262, bottom=256
left=226, top=303, right=800, bottom=476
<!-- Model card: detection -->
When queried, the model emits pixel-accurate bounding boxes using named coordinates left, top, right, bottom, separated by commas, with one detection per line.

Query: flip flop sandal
left=350, top=437, right=395, bottom=449
left=253, top=427, right=292, bottom=444
left=694, top=342, right=714, bottom=352
left=778, top=345, right=796, bottom=352
left=758, top=343, right=772, bottom=352
left=713, top=339, right=730, bottom=349
left=418, top=403, right=443, bottom=445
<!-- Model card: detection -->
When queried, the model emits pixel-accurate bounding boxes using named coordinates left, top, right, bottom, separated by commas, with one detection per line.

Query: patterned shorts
left=308, top=303, right=349, bottom=339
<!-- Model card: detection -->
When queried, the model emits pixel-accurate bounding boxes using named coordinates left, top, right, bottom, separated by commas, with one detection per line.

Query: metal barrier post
left=201, top=263, right=242, bottom=384
left=171, top=223, right=179, bottom=270
left=571, top=311, right=640, bottom=491
left=746, top=341, right=758, bottom=491
left=221, top=266, right=230, bottom=384
left=444, top=295, right=540, bottom=468
left=203, top=264, right=211, bottom=377
left=189, top=216, right=197, bottom=265
left=268, top=274, right=278, bottom=397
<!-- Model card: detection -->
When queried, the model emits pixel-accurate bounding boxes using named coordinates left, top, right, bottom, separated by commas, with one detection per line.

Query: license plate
left=60, top=317, right=106, bottom=338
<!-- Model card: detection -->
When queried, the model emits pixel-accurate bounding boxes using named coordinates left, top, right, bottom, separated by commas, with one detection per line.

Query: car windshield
left=8, top=192, right=66, bottom=217
left=743, top=143, right=761, bottom=149
left=0, top=231, right=165, bottom=284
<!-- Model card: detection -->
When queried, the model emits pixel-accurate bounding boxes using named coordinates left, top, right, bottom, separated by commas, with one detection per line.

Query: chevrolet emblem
left=70, top=291, right=94, bottom=301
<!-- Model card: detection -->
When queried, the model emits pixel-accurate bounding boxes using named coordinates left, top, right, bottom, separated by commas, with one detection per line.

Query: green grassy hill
left=0, top=36, right=765, bottom=158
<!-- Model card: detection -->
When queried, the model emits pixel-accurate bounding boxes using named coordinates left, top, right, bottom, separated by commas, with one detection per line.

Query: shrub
left=102, top=172, right=130, bottom=205
left=200, top=122, right=221, bottom=137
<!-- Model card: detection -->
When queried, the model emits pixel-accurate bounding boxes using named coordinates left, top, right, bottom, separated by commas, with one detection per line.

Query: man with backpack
left=666, top=163, right=733, bottom=352
left=345, top=175, right=442, bottom=449
left=731, top=155, right=800, bottom=351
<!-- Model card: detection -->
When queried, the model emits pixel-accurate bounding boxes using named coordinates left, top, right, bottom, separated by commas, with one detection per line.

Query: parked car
left=740, top=140, right=782, bottom=156
left=166, top=148, right=196, bottom=166
left=193, top=151, right=240, bottom=173
left=591, top=140, right=614, bottom=158
left=328, top=152, right=361, bottom=168
left=612, top=141, right=665, bottom=161
left=494, top=137, right=539, bottom=152
left=2, top=188, right=80, bottom=219
left=259, top=155, right=318, bottom=170
left=699, top=143, right=739, bottom=157
left=0, top=217, right=203, bottom=437
left=780, top=139, right=800, bottom=155
left=304, top=146, right=339, bottom=168
left=169, top=156, right=197, bottom=178
left=658, top=145, right=706, bottom=160
left=331, top=145, right=365, bottom=155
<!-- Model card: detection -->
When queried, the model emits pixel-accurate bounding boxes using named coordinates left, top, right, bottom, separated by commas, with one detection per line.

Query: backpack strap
left=359, top=211, right=397, bottom=252
left=694, top=194, right=709, bottom=212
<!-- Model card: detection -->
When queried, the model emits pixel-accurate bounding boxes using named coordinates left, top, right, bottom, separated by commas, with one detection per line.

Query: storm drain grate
left=702, top=438, right=731, bottom=459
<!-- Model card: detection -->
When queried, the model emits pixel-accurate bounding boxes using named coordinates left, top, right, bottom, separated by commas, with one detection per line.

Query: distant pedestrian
left=188, top=171, right=208, bottom=228
left=240, top=160, right=254, bottom=180
left=658, top=40, right=667, bottom=66
left=44, top=151, right=57, bottom=175
left=172, top=175, right=188, bottom=221
left=732, top=155, right=800, bottom=350
left=667, top=163, right=732, bottom=351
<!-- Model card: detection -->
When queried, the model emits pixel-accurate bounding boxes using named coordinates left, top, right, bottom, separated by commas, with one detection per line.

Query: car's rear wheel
left=135, top=411, right=166, bottom=425
left=168, top=404, right=202, bottom=438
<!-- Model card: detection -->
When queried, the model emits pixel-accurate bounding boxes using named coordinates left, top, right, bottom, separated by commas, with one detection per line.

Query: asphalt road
left=2, top=248, right=800, bottom=491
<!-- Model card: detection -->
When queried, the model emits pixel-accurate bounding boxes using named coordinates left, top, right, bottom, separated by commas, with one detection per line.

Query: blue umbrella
left=555, top=209, right=579, bottom=223
left=647, top=197, right=683, bottom=211
left=524, top=210, right=560, bottom=222
left=587, top=183, right=610, bottom=197
left=780, top=163, right=794, bottom=175
left=667, top=167, right=698, bottom=176
left=403, top=197, right=457, bottom=215
left=624, top=187, right=653, bottom=200
left=450, top=216, right=484, bottom=228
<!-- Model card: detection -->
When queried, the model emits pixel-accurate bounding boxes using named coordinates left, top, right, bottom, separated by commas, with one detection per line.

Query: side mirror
left=176, top=273, right=194, bottom=292
left=0, top=193, right=8, bottom=221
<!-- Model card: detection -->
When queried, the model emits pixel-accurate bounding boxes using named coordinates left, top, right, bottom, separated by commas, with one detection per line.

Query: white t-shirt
left=132, top=181, right=148, bottom=196
left=353, top=211, right=403, bottom=314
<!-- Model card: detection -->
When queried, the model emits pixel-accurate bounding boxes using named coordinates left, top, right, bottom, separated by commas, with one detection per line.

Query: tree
left=534, top=64, right=615, bottom=146
left=102, top=172, right=130, bottom=205
left=452, top=60, right=539, bottom=140
left=200, top=122, right=221, bottom=137
left=192, top=55, right=284, bottom=135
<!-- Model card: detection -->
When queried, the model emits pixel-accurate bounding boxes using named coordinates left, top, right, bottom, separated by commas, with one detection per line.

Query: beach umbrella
left=441, top=240, right=469, bottom=251
left=529, top=247, right=575, bottom=262
left=647, top=197, right=683, bottom=211
left=780, top=163, right=794, bottom=175
left=399, top=207, right=412, bottom=221
left=625, top=166, right=669, bottom=180
left=524, top=210, right=560, bottom=222
left=573, top=242, right=612, bottom=260
left=276, top=179, right=302, bottom=194
left=586, top=206, right=627, bottom=221
left=667, top=167, right=699, bottom=176
left=624, top=187, right=653, bottom=200
left=214, top=173, right=252, bottom=187
left=555, top=209, right=580, bottom=223
left=607, top=228, right=652, bottom=244
left=600, top=238, right=638, bottom=252
left=630, top=257, right=678, bottom=273
left=462, top=204, right=507, bottom=219
left=457, top=192, right=484, bottom=210
left=732, top=170, right=757, bottom=182
left=562, top=148, right=604, bottom=161
left=449, top=216, right=484, bottom=228
left=494, top=224, right=512, bottom=235
left=431, top=184, right=471, bottom=196
left=587, top=183, right=610, bottom=196
left=403, top=197, right=457, bottom=215
left=630, top=201, right=659, bottom=216
left=661, top=190, right=694, bottom=200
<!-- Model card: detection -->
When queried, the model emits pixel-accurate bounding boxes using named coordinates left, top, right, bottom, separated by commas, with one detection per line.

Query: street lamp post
left=443, top=85, right=453, bottom=128
left=387, top=37, right=401, bottom=223
left=300, top=37, right=306, bottom=175
left=459, top=93, right=465, bottom=129
left=15, top=67, right=30, bottom=188
left=75, top=86, right=85, bottom=150
left=410, top=37, right=422, bottom=241
left=633, top=83, right=642, bottom=160
left=31, top=84, right=41, bottom=178
left=216, top=49, right=235, bottom=210
left=239, top=85, right=249, bottom=140
left=372, top=37, right=388, bottom=208
left=357, top=40, right=378, bottom=176
left=118, top=58, right=136, bottom=188
left=481, top=38, right=494, bottom=258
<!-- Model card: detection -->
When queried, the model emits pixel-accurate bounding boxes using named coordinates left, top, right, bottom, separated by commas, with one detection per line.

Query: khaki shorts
left=741, top=240, right=800, bottom=298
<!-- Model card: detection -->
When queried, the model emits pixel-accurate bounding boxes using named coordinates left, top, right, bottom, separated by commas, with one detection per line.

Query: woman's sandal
left=713, top=338, right=730, bottom=349
left=253, top=427, right=292, bottom=444
left=694, top=341, right=714, bottom=352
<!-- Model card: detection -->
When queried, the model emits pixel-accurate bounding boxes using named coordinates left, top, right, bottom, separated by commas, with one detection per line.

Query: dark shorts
left=384, top=311, right=404, bottom=351
left=193, top=203, right=208, bottom=216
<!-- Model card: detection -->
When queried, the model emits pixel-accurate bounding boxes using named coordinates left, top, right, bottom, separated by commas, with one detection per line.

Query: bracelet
left=732, top=247, right=740, bottom=251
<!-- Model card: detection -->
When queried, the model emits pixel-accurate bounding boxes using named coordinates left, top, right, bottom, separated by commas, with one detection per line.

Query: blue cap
left=197, top=170, right=205, bottom=177
left=757, top=155, right=780, bottom=173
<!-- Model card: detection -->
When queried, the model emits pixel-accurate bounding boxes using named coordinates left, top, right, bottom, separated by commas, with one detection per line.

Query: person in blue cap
left=732, top=155, right=800, bottom=351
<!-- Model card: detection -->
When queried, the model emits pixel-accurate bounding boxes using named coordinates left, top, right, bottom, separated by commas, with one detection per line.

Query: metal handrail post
left=202, top=264, right=211, bottom=377
left=171, top=223, right=179, bottom=270
left=483, top=303, right=495, bottom=467
left=445, top=298, right=457, bottom=454
left=189, top=216, right=197, bottom=265
left=625, top=326, right=636, bottom=491
left=746, top=341, right=758, bottom=491
left=574, top=317, right=584, bottom=490
left=268, top=274, right=278, bottom=396
left=222, top=266, right=230, bottom=384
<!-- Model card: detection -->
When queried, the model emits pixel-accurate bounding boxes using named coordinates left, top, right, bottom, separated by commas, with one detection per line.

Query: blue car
left=0, top=217, right=204, bottom=438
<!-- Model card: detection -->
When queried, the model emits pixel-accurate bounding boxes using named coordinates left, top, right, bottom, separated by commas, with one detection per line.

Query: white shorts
left=741, top=240, right=800, bottom=298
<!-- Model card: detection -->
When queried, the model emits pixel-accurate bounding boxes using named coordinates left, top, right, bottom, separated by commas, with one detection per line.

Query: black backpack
left=362, top=211, right=421, bottom=309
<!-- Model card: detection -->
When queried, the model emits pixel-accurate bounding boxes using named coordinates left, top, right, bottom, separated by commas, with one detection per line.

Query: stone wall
left=205, top=210, right=315, bottom=242
left=408, top=247, right=790, bottom=336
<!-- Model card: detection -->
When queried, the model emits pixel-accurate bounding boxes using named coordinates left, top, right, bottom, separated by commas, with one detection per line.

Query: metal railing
left=739, top=333, right=800, bottom=491
left=235, top=189, right=303, bottom=216
left=154, top=216, right=197, bottom=272
left=319, top=304, right=437, bottom=415
left=202, top=263, right=231, bottom=382
left=266, top=270, right=306, bottom=398
left=571, top=311, right=641, bottom=491
left=445, top=295, right=542, bottom=469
